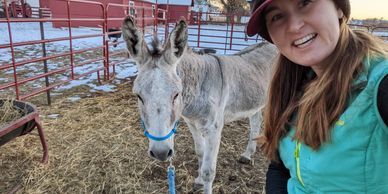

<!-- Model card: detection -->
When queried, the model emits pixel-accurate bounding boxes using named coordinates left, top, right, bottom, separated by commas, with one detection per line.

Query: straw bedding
left=0, top=99, right=26, bottom=128
left=0, top=81, right=268, bottom=194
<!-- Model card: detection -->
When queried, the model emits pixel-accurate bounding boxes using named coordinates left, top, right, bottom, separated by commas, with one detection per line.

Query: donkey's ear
left=164, top=19, right=188, bottom=63
left=122, top=16, right=149, bottom=64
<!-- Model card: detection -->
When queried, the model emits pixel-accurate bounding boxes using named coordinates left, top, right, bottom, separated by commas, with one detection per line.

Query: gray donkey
left=122, top=16, right=277, bottom=194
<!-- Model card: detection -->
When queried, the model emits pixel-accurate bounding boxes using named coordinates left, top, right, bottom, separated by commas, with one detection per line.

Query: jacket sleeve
left=377, top=74, right=388, bottom=126
left=265, top=158, right=290, bottom=194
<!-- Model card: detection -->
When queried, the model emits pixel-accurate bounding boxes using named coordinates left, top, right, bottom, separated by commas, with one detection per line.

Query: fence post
left=224, top=14, right=229, bottom=54
left=164, top=11, right=168, bottom=41
left=66, top=1, right=75, bottom=80
left=229, top=13, right=235, bottom=50
left=39, top=9, right=51, bottom=105
left=4, top=1, right=20, bottom=99
left=142, top=8, right=145, bottom=36
left=197, top=11, right=201, bottom=48
left=154, top=4, right=157, bottom=35
left=104, top=40, right=110, bottom=82
left=103, top=3, right=108, bottom=81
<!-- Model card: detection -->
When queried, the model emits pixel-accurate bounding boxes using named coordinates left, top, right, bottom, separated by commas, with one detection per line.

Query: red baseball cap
left=246, top=0, right=274, bottom=42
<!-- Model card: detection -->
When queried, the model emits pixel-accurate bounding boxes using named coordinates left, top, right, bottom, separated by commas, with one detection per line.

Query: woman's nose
left=287, top=14, right=305, bottom=33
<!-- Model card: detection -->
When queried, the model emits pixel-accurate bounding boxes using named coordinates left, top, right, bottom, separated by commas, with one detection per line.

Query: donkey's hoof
left=238, top=156, right=252, bottom=164
left=193, top=183, right=204, bottom=192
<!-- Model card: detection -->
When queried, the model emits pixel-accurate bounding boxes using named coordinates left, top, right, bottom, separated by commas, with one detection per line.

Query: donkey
left=122, top=16, right=277, bottom=193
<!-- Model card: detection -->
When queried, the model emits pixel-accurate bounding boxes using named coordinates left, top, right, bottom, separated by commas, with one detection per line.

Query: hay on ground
left=0, top=81, right=268, bottom=194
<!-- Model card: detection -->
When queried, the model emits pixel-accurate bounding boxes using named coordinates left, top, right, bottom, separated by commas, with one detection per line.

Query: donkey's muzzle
left=149, top=149, right=174, bottom=161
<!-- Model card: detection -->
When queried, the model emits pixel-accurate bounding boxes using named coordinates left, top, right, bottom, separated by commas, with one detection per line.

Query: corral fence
left=1, top=0, right=387, bottom=104
left=349, top=23, right=388, bottom=40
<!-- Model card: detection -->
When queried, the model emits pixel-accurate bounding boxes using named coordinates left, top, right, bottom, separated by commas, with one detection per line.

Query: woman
left=246, top=0, right=388, bottom=193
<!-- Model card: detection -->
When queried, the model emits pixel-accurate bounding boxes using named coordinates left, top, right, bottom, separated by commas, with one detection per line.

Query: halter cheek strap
left=141, top=119, right=179, bottom=141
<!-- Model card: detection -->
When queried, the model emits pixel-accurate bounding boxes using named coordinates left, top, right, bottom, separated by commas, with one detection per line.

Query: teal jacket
left=279, top=58, right=388, bottom=193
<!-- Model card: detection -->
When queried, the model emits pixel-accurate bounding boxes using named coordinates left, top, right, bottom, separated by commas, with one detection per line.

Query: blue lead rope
left=141, top=119, right=179, bottom=141
left=140, top=119, right=177, bottom=193
left=168, top=163, right=176, bottom=194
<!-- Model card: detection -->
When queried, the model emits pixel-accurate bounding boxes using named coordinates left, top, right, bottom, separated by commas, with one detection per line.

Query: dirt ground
left=0, top=79, right=268, bottom=194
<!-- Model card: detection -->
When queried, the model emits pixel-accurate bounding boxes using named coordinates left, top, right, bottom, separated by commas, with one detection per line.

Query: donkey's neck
left=176, top=50, right=223, bottom=112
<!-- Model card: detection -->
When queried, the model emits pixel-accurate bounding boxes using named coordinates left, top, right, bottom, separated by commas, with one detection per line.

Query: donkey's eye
left=173, top=93, right=179, bottom=102
left=137, top=94, right=144, bottom=104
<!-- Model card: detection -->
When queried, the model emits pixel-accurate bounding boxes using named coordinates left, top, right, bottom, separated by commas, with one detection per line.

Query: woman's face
left=265, top=0, right=343, bottom=76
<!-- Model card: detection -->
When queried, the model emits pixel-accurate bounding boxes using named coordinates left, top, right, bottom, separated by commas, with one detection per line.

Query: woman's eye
left=299, top=0, right=312, bottom=8
left=137, top=94, right=144, bottom=104
left=271, top=14, right=283, bottom=22
left=266, top=12, right=283, bottom=24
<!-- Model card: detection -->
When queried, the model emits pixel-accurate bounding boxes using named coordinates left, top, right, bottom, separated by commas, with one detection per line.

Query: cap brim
left=246, top=0, right=273, bottom=37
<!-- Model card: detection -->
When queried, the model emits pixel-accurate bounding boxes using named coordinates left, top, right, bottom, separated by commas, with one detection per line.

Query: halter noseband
left=141, top=119, right=179, bottom=141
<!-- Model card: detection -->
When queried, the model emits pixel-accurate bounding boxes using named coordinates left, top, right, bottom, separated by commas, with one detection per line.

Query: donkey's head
left=122, top=16, right=188, bottom=161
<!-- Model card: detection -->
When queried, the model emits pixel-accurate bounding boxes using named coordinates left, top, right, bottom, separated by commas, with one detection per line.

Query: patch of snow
left=68, top=96, right=82, bottom=102
left=56, top=79, right=91, bottom=90
left=89, top=84, right=116, bottom=92
left=47, top=114, right=60, bottom=119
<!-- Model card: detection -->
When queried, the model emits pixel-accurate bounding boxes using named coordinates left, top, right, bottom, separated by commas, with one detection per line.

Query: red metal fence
left=1, top=0, right=108, bottom=104
left=1, top=0, right=387, bottom=104
left=0, top=1, right=139, bottom=104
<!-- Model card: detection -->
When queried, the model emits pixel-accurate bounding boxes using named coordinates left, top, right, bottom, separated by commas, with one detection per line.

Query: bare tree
left=363, top=18, right=388, bottom=28
left=209, top=0, right=249, bottom=23
left=195, top=0, right=208, bottom=4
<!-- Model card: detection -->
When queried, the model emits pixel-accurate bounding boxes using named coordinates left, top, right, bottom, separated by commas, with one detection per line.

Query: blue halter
left=141, top=119, right=179, bottom=141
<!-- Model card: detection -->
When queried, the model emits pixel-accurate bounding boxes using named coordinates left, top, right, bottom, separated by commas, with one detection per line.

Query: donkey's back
left=198, top=43, right=278, bottom=123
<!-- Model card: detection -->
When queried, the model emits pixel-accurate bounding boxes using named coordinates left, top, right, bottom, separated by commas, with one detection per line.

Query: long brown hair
left=261, top=10, right=388, bottom=161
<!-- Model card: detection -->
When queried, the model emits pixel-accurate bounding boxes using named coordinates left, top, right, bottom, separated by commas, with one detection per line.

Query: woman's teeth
left=293, top=33, right=317, bottom=47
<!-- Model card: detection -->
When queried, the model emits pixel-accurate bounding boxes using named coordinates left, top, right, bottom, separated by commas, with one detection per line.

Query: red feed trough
left=0, top=99, right=49, bottom=163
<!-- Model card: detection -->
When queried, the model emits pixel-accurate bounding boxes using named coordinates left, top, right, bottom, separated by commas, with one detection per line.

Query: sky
left=350, top=0, right=388, bottom=20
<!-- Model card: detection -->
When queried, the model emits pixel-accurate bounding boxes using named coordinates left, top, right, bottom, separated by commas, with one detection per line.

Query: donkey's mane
left=148, top=36, right=163, bottom=57
left=235, top=42, right=268, bottom=56
left=149, top=36, right=270, bottom=60
left=149, top=36, right=219, bottom=58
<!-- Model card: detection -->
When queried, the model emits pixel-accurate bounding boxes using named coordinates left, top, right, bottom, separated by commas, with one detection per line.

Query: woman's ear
left=337, top=8, right=344, bottom=19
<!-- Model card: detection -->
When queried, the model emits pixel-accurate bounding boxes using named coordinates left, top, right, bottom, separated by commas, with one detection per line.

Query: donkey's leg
left=186, top=122, right=205, bottom=191
left=201, top=123, right=223, bottom=194
left=239, top=111, right=262, bottom=164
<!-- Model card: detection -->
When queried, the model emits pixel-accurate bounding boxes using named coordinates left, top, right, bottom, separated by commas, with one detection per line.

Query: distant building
left=37, top=0, right=193, bottom=28
left=39, top=0, right=133, bottom=28
left=155, top=0, right=193, bottom=23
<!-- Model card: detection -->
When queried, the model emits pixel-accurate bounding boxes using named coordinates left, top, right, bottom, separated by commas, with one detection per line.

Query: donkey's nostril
left=150, top=150, right=155, bottom=158
left=167, top=149, right=173, bottom=157
left=149, top=149, right=173, bottom=161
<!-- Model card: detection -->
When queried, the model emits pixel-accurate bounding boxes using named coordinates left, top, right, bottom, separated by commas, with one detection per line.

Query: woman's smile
left=293, top=33, right=318, bottom=48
